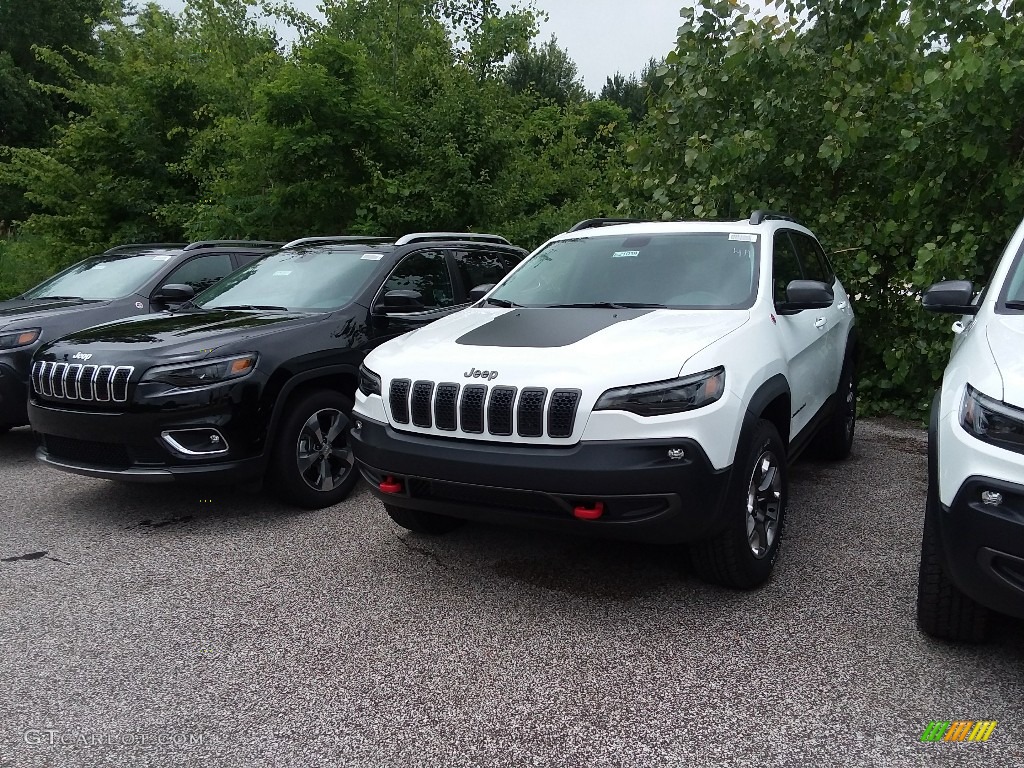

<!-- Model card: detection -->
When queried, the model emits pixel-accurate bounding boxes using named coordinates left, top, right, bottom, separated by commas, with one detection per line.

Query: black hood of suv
left=0, top=296, right=108, bottom=328
left=38, top=309, right=325, bottom=359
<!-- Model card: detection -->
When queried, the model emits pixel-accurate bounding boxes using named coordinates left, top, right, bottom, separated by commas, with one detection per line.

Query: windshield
left=488, top=232, right=760, bottom=309
left=21, top=250, right=181, bottom=301
left=195, top=245, right=389, bottom=311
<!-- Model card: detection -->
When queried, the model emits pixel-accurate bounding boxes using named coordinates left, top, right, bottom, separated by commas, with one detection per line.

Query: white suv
left=917, top=217, right=1024, bottom=641
left=351, top=213, right=858, bottom=588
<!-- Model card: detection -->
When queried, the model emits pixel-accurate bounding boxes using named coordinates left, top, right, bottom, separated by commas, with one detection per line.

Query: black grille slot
left=411, top=381, right=434, bottom=428
left=31, top=361, right=133, bottom=403
left=547, top=389, right=582, bottom=438
left=517, top=387, right=547, bottom=437
left=487, top=386, right=517, bottom=436
left=43, top=435, right=131, bottom=469
left=390, top=379, right=411, bottom=423
left=460, top=385, right=486, bottom=433
left=434, top=383, right=459, bottom=431
left=411, top=479, right=564, bottom=515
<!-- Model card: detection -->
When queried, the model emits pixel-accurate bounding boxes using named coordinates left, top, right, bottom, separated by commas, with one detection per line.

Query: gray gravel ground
left=0, top=419, right=1021, bottom=768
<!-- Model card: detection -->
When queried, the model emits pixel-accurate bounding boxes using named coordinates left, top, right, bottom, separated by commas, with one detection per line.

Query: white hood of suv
left=987, top=313, right=1024, bottom=406
left=368, top=306, right=749, bottom=386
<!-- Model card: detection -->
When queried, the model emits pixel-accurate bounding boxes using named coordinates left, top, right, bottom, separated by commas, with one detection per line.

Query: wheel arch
left=264, top=365, right=360, bottom=447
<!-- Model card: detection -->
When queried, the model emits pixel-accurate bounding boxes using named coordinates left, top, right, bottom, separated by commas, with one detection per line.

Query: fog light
left=161, top=428, right=230, bottom=456
left=981, top=490, right=1003, bottom=506
left=667, top=448, right=686, bottom=460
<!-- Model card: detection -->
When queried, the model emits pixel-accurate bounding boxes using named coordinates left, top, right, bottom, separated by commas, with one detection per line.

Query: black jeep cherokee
left=28, top=233, right=525, bottom=508
left=0, top=240, right=280, bottom=434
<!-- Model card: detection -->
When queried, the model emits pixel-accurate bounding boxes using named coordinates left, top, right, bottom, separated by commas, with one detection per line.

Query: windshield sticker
left=273, top=270, right=292, bottom=276
left=152, top=255, right=173, bottom=261
left=361, top=253, right=384, bottom=260
left=729, top=233, right=758, bottom=242
left=611, top=250, right=640, bottom=258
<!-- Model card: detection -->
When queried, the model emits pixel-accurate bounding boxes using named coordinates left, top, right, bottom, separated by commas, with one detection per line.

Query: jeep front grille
left=388, top=379, right=581, bottom=439
left=31, top=360, right=134, bottom=403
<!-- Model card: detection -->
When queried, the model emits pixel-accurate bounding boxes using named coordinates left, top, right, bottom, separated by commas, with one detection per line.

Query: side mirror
left=152, top=284, right=195, bottom=304
left=778, top=280, right=834, bottom=312
left=468, top=284, right=495, bottom=302
left=379, top=289, right=425, bottom=313
left=922, top=280, right=978, bottom=315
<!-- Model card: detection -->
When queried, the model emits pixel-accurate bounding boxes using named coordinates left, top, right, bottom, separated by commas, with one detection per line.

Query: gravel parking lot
left=0, top=419, right=1021, bottom=767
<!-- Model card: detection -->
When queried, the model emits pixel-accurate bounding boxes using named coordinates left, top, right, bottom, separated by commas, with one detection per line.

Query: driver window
left=383, top=250, right=455, bottom=310
left=772, top=233, right=804, bottom=305
left=162, top=253, right=234, bottom=294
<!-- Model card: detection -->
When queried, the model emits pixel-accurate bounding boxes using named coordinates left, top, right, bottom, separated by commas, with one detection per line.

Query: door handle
left=814, top=317, right=827, bottom=329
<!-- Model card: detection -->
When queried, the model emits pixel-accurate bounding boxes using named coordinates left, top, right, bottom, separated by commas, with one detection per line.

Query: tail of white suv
left=351, top=213, right=858, bottom=588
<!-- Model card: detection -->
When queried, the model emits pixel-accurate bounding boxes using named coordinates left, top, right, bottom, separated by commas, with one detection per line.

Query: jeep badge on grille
left=463, top=367, right=498, bottom=381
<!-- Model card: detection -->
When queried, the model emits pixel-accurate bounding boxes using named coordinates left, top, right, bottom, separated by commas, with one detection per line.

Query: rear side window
left=383, top=250, right=455, bottom=309
left=454, top=250, right=518, bottom=295
left=790, top=232, right=834, bottom=285
left=772, top=233, right=803, bottom=304
left=163, top=253, right=234, bottom=294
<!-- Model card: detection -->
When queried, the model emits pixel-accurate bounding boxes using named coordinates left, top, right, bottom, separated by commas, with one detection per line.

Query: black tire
left=813, top=353, right=856, bottom=460
left=690, top=419, right=788, bottom=589
left=385, top=503, right=463, bottom=535
left=916, top=486, right=988, bottom=642
left=269, top=389, right=359, bottom=509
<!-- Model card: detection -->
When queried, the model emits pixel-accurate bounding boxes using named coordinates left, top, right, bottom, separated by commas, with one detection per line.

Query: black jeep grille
left=434, top=383, right=459, bottom=431
left=389, top=379, right=411, bottom=423
left=411, top=381, right=434, bottom=428
left=43, top=435, right=131, bottom=469
left=486, top=386, right=517, bottom=436
left=32, top=361, right=133, bottom=403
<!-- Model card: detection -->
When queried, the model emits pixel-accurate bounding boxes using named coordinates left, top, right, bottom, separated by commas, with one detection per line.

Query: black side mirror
left=778, top=280, right=834, bottom=313
left=468, top=284, right=495, bottom=302
left=379, top=289, right=425, bottom=313
left=922, top=280, right=978, bottom=315
left=152, top=284, right=195, bottom=304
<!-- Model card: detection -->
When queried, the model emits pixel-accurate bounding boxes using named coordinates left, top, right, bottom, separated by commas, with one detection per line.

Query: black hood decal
left=456, top=308, right=651, bottom=348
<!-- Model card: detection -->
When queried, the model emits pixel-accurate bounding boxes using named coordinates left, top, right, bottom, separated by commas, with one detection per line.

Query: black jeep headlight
left=358, top=364, right=382, bottom=397
left=594, top=367, right=726, bottom=416
left=0, top=328, right=41, bottom=350
left=960, top=384, right=1024, bottom=454
left=140, top=353, right=257, bottom=389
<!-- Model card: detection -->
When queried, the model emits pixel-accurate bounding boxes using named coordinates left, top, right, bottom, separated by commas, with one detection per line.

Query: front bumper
left=350, top=416, right=732, bottom=543
left=28, top=399, right=266, bottom=484
left=935, top=476, right=1024, bottom=619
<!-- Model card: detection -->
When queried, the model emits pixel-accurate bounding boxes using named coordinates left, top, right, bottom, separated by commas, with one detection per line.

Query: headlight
left=960, top=384, right=1024, bottom=454
left=358, top=364, right=382, bottom=397
left=594, top=367, right=726, bottom=416
left=0, top=328, right=41, bottom=350
left=140, top=353, right=257, bottom=389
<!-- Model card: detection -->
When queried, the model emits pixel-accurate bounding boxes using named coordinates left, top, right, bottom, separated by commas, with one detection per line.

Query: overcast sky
left=157, top=1, right=691, bottom=91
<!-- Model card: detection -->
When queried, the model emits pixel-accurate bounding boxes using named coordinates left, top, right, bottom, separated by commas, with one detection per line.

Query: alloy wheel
left=296, top=408, right=353, bottom=493
left=746, top=450, right=782, bottom=559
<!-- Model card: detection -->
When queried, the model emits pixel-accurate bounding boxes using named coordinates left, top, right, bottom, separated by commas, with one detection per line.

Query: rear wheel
left=385, top=503, right=463, bottom=535
left=691, top=420, right=787, bottom=589
left=269, top=389, right=359, bottom=509
left=916, top=485, right=988, bottom=642
left=814, top=354, right=856, bottom=460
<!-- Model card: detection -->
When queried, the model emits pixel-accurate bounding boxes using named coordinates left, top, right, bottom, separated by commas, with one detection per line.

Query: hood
left=987, top=313, right=1024, bottom=407
left=0, top=297, right=108, bottom=330
left=367, top=306, right=750, bottom=387
left=37, top=309, right=323, bottom=364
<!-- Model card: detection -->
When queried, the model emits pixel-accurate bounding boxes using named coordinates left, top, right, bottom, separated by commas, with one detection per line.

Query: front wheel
left=814, top=355, right=856, bottom=460
left=691, top=419, right=788, bottom=589
left=269, top=389, right=359, bottom=509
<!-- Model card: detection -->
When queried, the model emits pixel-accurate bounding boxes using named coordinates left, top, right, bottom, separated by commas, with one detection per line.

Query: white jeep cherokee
left=351, top=213, right=858, bottom=588
left=917, top=217, right=1024, bottom=640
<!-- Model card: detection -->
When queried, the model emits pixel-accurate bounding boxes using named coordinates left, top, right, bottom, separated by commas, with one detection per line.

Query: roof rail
left=566, top=218, right=648, bottom=233
left=183, top=240, right=284, bottom=251
left=102, top=243, right=187, bottom=254
left=393, top=232, right=511, bottom=246
left=281, top=236, right=395, bottom=249
left=749, top=210, right=802, bottom=226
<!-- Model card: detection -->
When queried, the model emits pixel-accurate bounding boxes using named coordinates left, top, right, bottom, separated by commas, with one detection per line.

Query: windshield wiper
left=213, top=304, right=289, bottom=311
left=482, top=298, right=521, bottom=308
left=32, top=295, right=88, bottom=301
left=1004, top=300, right=1024, bottom=310
left=541, top=302, right=668, bottom=309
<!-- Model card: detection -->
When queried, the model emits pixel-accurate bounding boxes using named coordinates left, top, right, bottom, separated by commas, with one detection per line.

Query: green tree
left=504, top=34, right=588, bottom=105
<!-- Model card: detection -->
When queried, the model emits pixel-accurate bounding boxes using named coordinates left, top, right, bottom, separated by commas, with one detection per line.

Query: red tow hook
left=379, top=476, right=403, bottom=494
left=573, top=501, right=605, bottom=521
